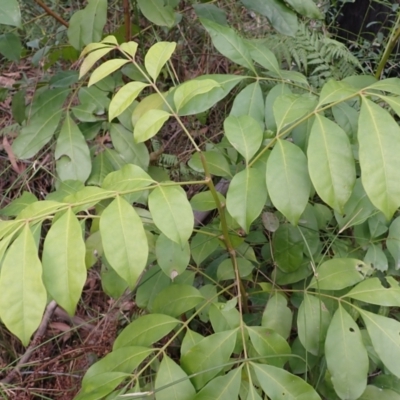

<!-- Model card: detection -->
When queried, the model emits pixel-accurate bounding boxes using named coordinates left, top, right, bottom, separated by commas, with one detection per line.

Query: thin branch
left=1, top=300, right=58, bottom=385
left=33, top=0, right=69, bottom=28
left=123, top=0, right=132, bottom=42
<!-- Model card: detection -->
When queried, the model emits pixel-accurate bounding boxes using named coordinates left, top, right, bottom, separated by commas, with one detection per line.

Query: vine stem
left=33, top=0, right=69, bottom=27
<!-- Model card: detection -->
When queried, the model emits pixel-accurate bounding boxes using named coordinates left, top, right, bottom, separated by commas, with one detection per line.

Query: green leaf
left=285, top=0, right=322, bottom=18
left=297, top=294, right=331, bottom=356
left=240, top=0, right=298, bottom=36
left=0, top=191, right=37, bottom=217
left=148, top=185, right=194, bottom=246
left=190, top=191, right=225, bottom=211
left=247, top=326, right=291, bottom=367
left=226, top=168, right=267, bottom=233
left=267, top=139, right=310, bottom=225
left=193, top=366, right=242, bottom=400
left=79, top=45, right=116, bottom=78
left=309, top=258, right=371, bottom=290
left=217, top=258, right=254, bottom=281
left=358, top=98, right=400, bottom=219
left=318, top=79, right=358, bottom=107
left=174, top=79, right=220, bottom=112
left=0, top=33, right=22, bottom=61
left=193, top=4, right=227, bottom=26
left=156, top=234, right=190, bottom=278
left=265, top=84, right=292, bottom=131
left=55, top=113, right=91, bottom=182
left=12, top=88, right=70, bottom=159
left=200, top=18, right=255, bottom=72
left=145, top=41, right=176, bottom=81
left=100, top=197, right=148, bottom=288
left=361, top=310, right=400, bottom=378
left=67, top=0, right=107, bottom=50
left=110, top=123, right=149, bottom=169
left=224, top=115, right=263, bottom=162
left=345, top=277, right=400, bottom=307
left=262, top=293, right=292, bottom=339
left=209, top=302, right=240, bottom=333
left=155, top=355, right=196, bottom=400
left=325, top=304, right=368, bottom=400
left=134, top=109, right=171, bottom=143
left=364, top=243, right=388, bottom=271
left=189, top=151, right=232, bottom=178
left=358, top=385, right=400, bottom=400
left=42, top=210, right=86, bottom=315
left=0, top=225, right=46, bottom=346
left=274, top=94, right=317, bottom=133
left=0, top=0, right=21, bottom=27
left=245, top=39, right=280, bottom=73
left=152, top=284, right=204, bottom=317
left=88, top=59, right=129, bottom=87
left=230, top=82, right=265, bottom=127
left=87, top=152, right=115, bottom=186
left=251, top=362, right=321, bottom=400
left=109, top=82, right=149, bottom=121
left=181, top=330, right=237, bottom=390
left=387, top=216, right=400, bottom=268
left=272, top=224, right=303, bottom=273
left=366, top=78, right=400, bottom=96
left=113, top=314, right=181, bottom=350
left=308, top=115, right=355, bottom=213
left=137, top=0, right=175, bottom=27
left=190, top=228, right=219, bottom=266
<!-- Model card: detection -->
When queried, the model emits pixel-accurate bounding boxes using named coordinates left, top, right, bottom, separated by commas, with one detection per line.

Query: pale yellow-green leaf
left=134, top=109, right=171, bottom=143
left=88, top=59, right=129, bottom=87
left=131, top=92, right=165, bottom=126
left=79, top=45, right=115, bottom=78
left=0, top=225, right=47, bottom=346
left=119, top=41, right=138, bottom=58
left=109, top=81, right=149, bottom=121
left=145, top=41, right=176, bottom=81
left=42, top=209, right=86, bottom=316
left=174, top=79, right=220, bottom=111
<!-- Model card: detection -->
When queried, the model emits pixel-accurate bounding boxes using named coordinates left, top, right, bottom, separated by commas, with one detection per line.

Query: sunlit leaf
left=134, top=109, right=171, bottom=143
left=88, top=59, right=129, bottom=87
left=145, top=41, right=176, bottom=81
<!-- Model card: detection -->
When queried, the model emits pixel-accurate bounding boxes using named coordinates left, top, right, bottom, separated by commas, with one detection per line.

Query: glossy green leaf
left=113, top=314, right=181, bottom=350
left=67, top=0, right=107, bottom=50
left=88, top=59, right=129, bottom=87
left=110, top=123, right=149, bottom=169
left=193, top=366, right=242, bottom=400
left=148, top=185, right=194, bottom=246
left=155, top=355, right=196, bottom=400
left=224, top=115, right=263, bottom=162
left=387, top=216, right=400, bottom=268
left=134, top=109, right=171, bottom=143
left=267, top=139, right=310, bottom=225
left=156, top=234, right=190, bottom=278
left=240, top=0, right=297, bottom=36
left=0, top=0, right=21, bottom=27
left=181, top=330, right=237, bottom=390
left=145, top=42, right=176, bottom=81
left=298, top=294, right=331, bottom=356
left=308, top=115, right=355, bottom=213
left=274, top=94, right=317, bottom=133
left=325, top=304, right=368, bottom=400
left=226, top=167, right=267, bottom=233
left=190, top=228, right=219, bottom=266
left=200, top=18, right=255, bottom=72
left=309, top=258, right=371, bottom=290
left=152, top=284, right=204, bottom=317
left=251, top=362, right=321, bottom=400
left=345, top=277, right=400, bottom=306
left=359, top=98, right=400, bottom=219
left=79, top=45, right=115, bottom=78
left=12, top=88, right=69, bottom=159
left=109, top=82, right=149, bottom=121
left=361, top=310, right=400, bottom=378
left=247, top=326, right=291, bottom=367
left=318, top=79, right=358, bottom=107
left=42, top=209, right=86, bottom=315
left=55, top=113, right=91, bottom=182
left=137, top=0, right=175, bottom=27
left=262, top=293, right=292, bottom=339
left=272, top=224, right=303, bottom=273
left=358, top=385, right=400, bottom=400
left=0, top=225, right=46, bottom=346
left=230, top=82, right=265, bottom=127
left=100, top=197, right=148, bottom=288
left=189, top=151, right=232, bottom=178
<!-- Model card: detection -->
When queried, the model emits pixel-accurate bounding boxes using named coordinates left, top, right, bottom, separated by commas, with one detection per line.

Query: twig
left=123, top=0, right=132, bottom=42
left=33, top=0, right=69, bottom=28
left=1, top=300, right=58, bottom=385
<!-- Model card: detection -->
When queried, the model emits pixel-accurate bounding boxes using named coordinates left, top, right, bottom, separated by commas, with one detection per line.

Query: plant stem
left=33, top=0, right=69, bottom=27
left=123, top=0, right=131, bottom=42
